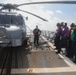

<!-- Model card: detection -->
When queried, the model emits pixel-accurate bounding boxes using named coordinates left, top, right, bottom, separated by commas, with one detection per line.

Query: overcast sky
left=0, top=0, right=76, bottom=31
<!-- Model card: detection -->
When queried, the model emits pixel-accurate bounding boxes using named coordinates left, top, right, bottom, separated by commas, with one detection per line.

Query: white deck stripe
left=10, top=67, right=76, bottom=74
left=58, top=54, right=76, bottom=67
left=0, top=67, right=76, bottom=74
left=41, top=36, right=76, bottom=67
left=41, top=36, right=55, bottom=51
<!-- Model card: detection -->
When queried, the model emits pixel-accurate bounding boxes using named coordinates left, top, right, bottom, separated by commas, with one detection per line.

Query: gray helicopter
left=0, top=1, right=75, bottom=47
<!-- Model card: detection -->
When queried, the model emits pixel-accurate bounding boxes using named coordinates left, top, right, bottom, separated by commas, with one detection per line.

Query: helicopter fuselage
left=0, top=12, right=27, bottom=47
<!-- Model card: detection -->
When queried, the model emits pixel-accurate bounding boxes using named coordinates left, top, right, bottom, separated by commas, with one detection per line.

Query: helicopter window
left=0, top=15, right=11, bottom=24
left=11, top=15, right=23, bottom=25
left=0, top=15, right=23, bottom=25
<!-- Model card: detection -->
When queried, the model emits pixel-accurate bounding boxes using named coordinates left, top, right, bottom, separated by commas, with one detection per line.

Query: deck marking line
left=0, top=67, right=75, bottom=74
left=58, top=54, right=76, bottom=67
left=41, top=36, right=55, bottom=50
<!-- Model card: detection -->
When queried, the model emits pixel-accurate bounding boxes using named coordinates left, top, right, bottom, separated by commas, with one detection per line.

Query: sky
left=0, top=0, right=76, bottom=31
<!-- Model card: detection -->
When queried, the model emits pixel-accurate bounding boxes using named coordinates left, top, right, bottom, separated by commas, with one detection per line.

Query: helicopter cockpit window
left=0, top=15, right=11, bottom=25
left=0, top=14, right=23, bottom=25
left=11, top=15, right=23, bottom=25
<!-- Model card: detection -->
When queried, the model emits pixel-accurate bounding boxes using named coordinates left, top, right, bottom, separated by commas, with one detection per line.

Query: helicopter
left=0, top=1, right=75, bottom=47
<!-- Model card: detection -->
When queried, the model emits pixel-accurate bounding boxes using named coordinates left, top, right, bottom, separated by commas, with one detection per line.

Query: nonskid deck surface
left=0, top=36, right=76, bottom=75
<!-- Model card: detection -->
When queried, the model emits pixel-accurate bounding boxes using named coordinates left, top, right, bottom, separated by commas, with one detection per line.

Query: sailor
left=56, top=22, right=69, bottom=54
left=33, top=25, right=41, bottom=45
left=54, top=23, right=61, bottom=50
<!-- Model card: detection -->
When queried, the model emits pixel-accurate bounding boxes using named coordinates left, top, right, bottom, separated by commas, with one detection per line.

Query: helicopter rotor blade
left=16, top=8, right=48, bottom=21
left=17, top=1, right=76, bottom=7
left=0, top=1, right=75, bottom=10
